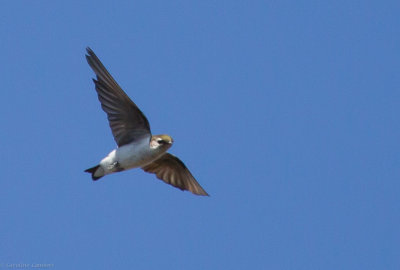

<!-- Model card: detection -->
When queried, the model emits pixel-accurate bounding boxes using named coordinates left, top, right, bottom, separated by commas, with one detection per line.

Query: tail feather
left=84, top=165, right=104, bottom=181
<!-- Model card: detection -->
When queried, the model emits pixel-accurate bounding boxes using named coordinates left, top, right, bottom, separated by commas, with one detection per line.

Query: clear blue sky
left=1, top=1, right=399, bottom=269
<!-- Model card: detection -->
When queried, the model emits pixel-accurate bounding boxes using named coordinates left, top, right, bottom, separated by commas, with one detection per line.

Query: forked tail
left=84, top=165, right=104, bottom=181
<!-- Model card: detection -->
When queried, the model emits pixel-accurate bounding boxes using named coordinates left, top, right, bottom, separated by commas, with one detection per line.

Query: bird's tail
left=84, top=165, right=104, bottom=181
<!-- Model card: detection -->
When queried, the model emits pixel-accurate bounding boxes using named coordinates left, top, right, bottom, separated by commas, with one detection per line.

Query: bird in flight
left=84, top=48, right=208, bottom=196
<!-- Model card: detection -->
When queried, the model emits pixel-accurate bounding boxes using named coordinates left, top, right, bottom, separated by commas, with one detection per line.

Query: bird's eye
left=157, top=140, right=165, bottom=144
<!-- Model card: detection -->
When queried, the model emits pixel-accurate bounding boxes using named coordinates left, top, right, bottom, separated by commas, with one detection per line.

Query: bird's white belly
left=99, top=138, right=162, bottom=174
left=116, top=143, right=155, bottom=169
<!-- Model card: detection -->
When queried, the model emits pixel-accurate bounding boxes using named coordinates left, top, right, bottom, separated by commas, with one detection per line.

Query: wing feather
left=142, top=153, right=208, bottom=196
left=86, top=47, right=151, bottom=146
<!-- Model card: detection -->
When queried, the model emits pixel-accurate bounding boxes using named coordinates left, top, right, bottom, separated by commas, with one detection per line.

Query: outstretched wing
left=86, top=47, right=151, bottom=146
left=142, top=153, right=209, bottom=196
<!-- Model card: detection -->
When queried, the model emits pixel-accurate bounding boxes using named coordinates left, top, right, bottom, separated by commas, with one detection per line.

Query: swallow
left=84, top=48, right=208, bottom=196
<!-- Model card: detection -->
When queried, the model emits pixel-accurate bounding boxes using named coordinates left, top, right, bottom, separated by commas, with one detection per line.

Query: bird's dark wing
left=142, top=153, right=209, bottom=196
left=86, top=47, right=151, bottom=146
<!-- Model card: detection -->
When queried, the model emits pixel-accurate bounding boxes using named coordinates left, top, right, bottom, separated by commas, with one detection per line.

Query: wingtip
left=85, top=47, right=97, bottom=62
left=85, top=47, right=95, bottom=62
left=191, top=189, right=209, bottom=197
left=199, top=191, right=210, bottom=197
left=86, top=46, right=93, bottom=54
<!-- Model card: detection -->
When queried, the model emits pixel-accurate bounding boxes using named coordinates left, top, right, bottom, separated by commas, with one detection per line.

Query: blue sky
left=0, top=1, right=399, bottom=269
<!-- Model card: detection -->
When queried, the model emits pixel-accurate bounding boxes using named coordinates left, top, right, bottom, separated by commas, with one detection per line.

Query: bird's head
left=151, top=134, right=174, bottom=150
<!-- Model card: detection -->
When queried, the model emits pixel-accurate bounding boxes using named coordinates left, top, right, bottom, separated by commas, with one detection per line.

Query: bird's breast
left=115, top=140, right=164, bottom=169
